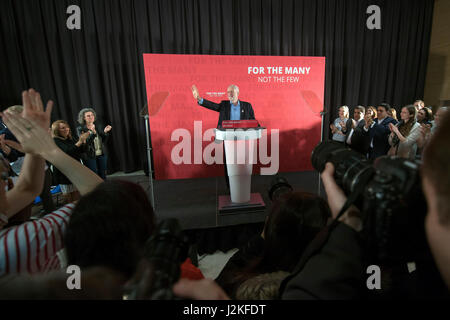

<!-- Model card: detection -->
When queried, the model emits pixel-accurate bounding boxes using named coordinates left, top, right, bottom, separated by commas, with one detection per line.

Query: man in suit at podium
left=191, top=84, right=256, bottom=190
left=191, top=84, right=256, bottom=127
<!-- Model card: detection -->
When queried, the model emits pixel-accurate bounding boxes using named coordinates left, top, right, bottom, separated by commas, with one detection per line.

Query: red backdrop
left=144, top=54, right=325, bottom=180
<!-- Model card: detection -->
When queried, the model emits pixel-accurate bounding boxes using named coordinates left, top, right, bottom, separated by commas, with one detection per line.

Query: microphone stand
left=318, top=111, right=327, bottom=197
left=140, top=104, right=156, bottom=209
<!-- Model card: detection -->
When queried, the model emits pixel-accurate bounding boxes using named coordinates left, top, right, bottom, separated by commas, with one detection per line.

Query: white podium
left=215, top=127, right=266, bottom=214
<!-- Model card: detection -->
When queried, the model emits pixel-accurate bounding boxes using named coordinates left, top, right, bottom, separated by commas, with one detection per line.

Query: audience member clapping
left=330, top=106, right=351, bottom=143
left=0, top=89, right=103, bottom=276
left=388, top=105, right=421, bottom=159
left=417, top=106, right=448, bottom=150
left=51, top=120, right=90, bottom=203
left=417, top=107, right=433, bottom=125
left=346, top=106, right=369, bottom=155
left=365, top=103, right=398, bottom=159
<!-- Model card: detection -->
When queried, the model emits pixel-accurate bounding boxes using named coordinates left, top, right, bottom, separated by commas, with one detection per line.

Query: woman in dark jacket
left=52, top=120, right=90, bottom=202
left=76, top=108, right=112, bottom=179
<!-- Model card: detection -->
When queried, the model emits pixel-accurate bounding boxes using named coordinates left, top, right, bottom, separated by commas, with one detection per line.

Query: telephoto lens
left=311, top=141, right=373, bottom=195
left=126, top=218, right=190, bottom=300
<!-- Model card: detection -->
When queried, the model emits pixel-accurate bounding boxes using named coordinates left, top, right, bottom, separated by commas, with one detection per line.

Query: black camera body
left=127, top=218, right=190, bottom=300
left=311, top=141, right=428, bottom=265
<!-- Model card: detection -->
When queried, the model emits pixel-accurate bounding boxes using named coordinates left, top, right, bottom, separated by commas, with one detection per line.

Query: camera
left=126, top=218, right=190, bottom=300
left=311, top=141, right=429, bottom=265
left=267, top=176, right=293, bottom=202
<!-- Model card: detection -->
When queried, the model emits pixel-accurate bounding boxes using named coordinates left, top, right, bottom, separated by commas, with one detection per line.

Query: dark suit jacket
left=368, top=117, right=398, bottom=159
left=198, top=99, right=256, bottom=128
left=347, top=119, right=370, bottom=156
left=53, top=137, right=85, bottom=185
left=342, top=118, right=355, bottom=142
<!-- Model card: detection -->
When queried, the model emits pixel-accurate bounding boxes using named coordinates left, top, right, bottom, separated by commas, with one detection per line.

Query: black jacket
left=198, top=99, right=256, bottom=128
left=367, top=117, right=398, bottom=159
left=76, top=123, right=110, bottom=160
left=347, top=119, right=371, bottom=155
left=53, top=137, right=85, bottom=185
left=280, top=223, right=365, bottom=300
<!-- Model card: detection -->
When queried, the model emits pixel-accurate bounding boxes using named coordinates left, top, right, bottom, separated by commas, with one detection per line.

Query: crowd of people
left=331, top=102, right=446, bottom=161
left=0, top=90, right=449, bottom=300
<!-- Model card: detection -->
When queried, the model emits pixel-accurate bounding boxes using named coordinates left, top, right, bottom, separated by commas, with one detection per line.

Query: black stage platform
left=110, top=171, right=322, bottom=254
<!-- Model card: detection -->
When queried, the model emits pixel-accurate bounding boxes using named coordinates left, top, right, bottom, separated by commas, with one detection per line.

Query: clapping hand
left=364, top=113, right=373, bottom=128
left=79, top=131, right=91, bottom=143
left=420, top=123, right=431, bottom=137
left=0, top=89, right=57, bottom=157
left=19, top=89, right=53, bottom=131
left=388, top=123, right=394, bottom=132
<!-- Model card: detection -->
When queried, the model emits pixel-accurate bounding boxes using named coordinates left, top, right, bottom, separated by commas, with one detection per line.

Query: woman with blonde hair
left=388, top=105, right=421, bottom=159
left=387, top=108, right=398, bottom=121
left=51, top=120, right=90, bottom=202
left=330, top=105, right=351, bottom=143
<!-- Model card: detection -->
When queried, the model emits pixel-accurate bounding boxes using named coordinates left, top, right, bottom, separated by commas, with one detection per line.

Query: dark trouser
left=40, top=168, right=56, bottom=213
left=84, top=154, right=108, bottom=179
left=223, top=144, right=230, bottom=190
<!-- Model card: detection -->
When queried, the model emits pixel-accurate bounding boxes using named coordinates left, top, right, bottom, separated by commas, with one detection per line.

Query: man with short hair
left=191, top=84, right=256, bottom=189
left=364, top=103, right=397, bottom=159
left=191, top=84, right=256, bottom=128
left=345, top=106, right=368, bottom=155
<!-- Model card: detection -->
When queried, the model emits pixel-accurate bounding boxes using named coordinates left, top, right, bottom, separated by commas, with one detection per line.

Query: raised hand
left=79, top=131, right=91, bottom=143
left=19, top=89, right=54, bottom=130
left=1, top=112, right=57, bottom=157
left=191, top=85, right=200, bottom=101
left=87, top=123, right=96, bottom=134
left=104, top=125, right=112, bottom=134
left=388, top=122, right=394, bottom=132
left=364, top=114, right=373, bottom=129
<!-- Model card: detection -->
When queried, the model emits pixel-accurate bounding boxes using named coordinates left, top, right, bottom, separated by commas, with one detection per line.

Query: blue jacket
left=368, top=117, right=398, bottom=159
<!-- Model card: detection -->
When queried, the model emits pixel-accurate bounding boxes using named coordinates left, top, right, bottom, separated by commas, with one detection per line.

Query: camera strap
left=278, top=182, right=366, bottom=298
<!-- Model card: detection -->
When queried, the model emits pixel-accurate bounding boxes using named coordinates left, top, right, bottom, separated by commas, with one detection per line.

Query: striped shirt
left=0, top=203, right=75, bottom=276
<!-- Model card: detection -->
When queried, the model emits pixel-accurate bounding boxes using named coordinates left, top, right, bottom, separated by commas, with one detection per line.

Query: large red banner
left=143, top=54, right=325, bottom=180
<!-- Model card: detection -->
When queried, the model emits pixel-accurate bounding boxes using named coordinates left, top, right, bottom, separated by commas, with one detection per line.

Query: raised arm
left=1, top=90, right=49, bottom=218
left=191, top=84, right=201, bottom=102
left=2, top=90, right=103, bottom=197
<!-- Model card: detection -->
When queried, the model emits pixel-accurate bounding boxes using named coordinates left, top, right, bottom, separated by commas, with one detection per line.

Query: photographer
left=279, top=163, right=365, bottom=299
left=171, top=165, right=365, bottom=300
left=172, top=113, right=450, bottom=299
